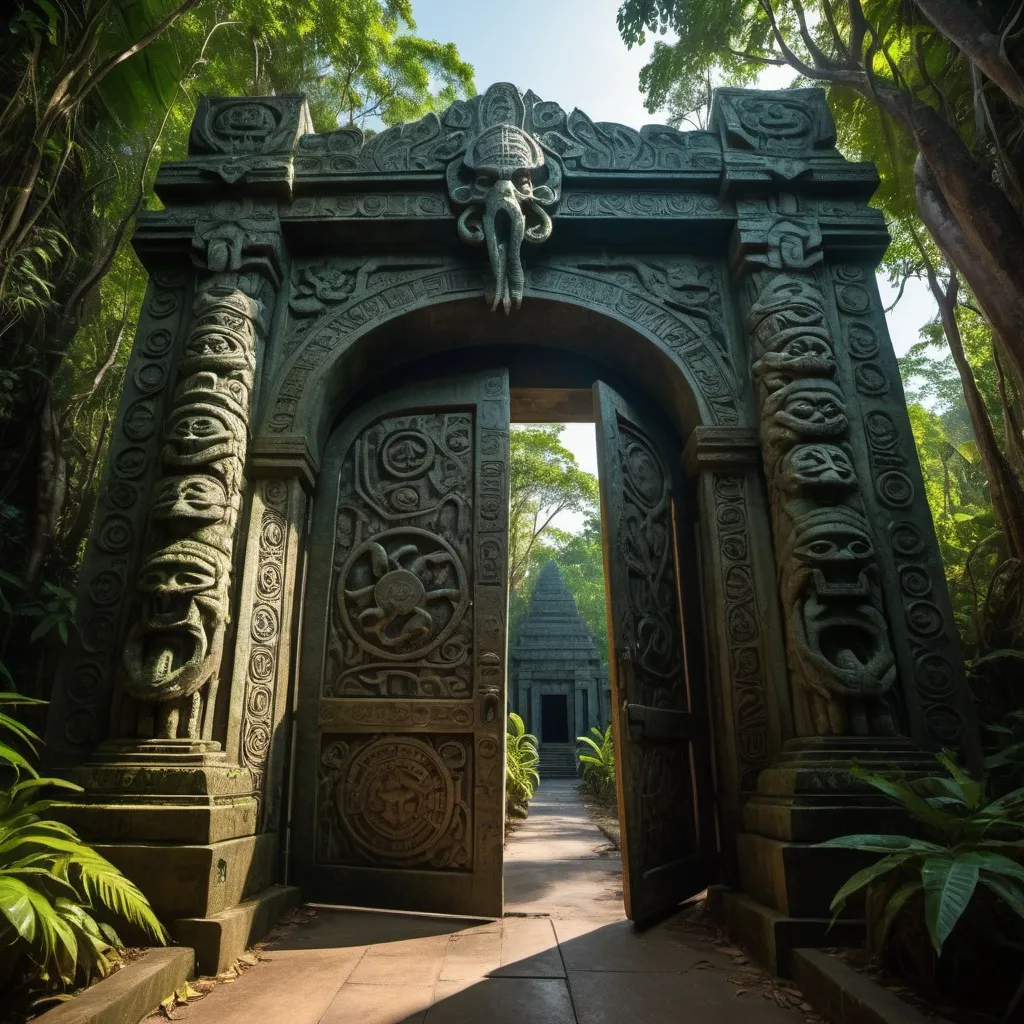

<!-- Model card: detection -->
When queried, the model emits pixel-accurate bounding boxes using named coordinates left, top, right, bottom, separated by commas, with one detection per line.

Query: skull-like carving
left=122, top=540, right=229, bottom=702
left=447, top=124, right=561, bottom=313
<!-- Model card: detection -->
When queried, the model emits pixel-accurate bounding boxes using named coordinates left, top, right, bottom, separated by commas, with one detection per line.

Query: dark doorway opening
left=540, top=694, right=570, bottom=743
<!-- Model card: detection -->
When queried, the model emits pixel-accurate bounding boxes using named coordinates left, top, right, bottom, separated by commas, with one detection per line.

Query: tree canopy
left=0, top=0, right=474, bottom=693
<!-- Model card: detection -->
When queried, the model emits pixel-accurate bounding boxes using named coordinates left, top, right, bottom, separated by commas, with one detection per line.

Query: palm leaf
left=818, top=834, right=945, bottom=854
left=876, top=879, right=923, bottom=951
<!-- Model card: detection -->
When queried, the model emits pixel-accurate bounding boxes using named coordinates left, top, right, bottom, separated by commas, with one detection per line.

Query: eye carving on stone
left=778, top=444, right=857, bottom=494
left=447, top=123, right=561, bottom=314
left=763, top=379, right=849, bottom=450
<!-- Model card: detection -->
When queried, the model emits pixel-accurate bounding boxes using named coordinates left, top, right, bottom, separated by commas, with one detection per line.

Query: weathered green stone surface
left=44, top=81, right=979, bottom=953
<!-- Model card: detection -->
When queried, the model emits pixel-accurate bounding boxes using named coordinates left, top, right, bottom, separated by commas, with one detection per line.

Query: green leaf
left=830, top=852, right=916, bottom=915
left=877, top=879, right=923, bottom=950
left=979, top=875, right=1024, bottom=924
left=0, top=875, right=38, bottom=943
left=922, top=854, right=980, bottom=953
left=818, top=834, right=945, bottom=854
left=0, top=740, right=39, bottom=778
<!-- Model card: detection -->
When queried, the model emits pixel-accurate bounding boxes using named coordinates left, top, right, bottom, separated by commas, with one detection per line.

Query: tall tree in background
left=508, top=426, right=599, bottom=591
left=0, top=0, right=473, bottom=693
left=616, top=0, right=1024, bottom=567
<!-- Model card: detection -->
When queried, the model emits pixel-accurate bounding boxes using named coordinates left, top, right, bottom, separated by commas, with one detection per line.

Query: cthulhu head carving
left=122, top=540, right=229, bottom=702
left=447, top=124, right=561, bottom=314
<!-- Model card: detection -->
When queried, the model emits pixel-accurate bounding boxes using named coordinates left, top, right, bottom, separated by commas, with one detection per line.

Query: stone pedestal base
left=708, top=888, right=864, bottom=977
left=174, top=884, right=301, bottom=976
left=722, top=737, right=935, bottom=972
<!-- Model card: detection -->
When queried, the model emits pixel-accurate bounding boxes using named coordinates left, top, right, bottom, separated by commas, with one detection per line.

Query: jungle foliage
left=824, top=753, right=1024, bottom=1015
left=0, top=0, right=474, bottom=697
left=505, top=712, right=540, bottom=821
left=616, top=0, right=1024, bottom=704
left=577, top=724, right=616, bottom=805
left=0, top=693, right=166, bottom=1012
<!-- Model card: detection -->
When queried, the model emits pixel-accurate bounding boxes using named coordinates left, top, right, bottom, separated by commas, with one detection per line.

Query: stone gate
left=46, top=82, right=977, bottom=973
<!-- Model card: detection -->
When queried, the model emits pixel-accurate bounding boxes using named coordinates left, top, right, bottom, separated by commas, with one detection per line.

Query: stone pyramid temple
left=509, top=561, right=610, bottom=777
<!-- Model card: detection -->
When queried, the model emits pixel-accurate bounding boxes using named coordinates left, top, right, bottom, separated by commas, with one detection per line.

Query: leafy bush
left=506, top=712, right=540, bottom=821
left=0, top=692, right=167, bottom=1011
left=822, top=753, right=1024, bottom=1004
left=578, top=725, right=615, bottom=804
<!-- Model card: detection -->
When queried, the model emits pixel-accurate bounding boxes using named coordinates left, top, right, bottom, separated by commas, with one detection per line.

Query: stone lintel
left=250, top=435, right=319, bottom=492
left=683, top=426, right=761, bottom=476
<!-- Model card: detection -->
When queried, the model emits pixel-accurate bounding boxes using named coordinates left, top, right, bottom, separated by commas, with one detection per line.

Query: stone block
left=737, top=832, right=874, bottom=918
left=173, top=883, right=301, bottom=976
left=33, top=946, right=193, bottom=1024
left=710, top=889, right=863, bottom=978
left=792, top=948, right=930, bottom=1024
left=94, top=831, right=279, bottom=920
left=58, top=797, right=258, bottom=845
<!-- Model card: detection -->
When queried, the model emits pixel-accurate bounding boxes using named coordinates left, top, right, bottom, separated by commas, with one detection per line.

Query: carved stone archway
left=46, top=82, right=977, bottom=974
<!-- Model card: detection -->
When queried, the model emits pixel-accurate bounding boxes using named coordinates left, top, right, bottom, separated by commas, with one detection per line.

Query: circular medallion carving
left=68, top=662, right=103, bottom=702
left=727, top=606, right=758, bottom=644
left=147, top=292, right=178, bottom=319
left=720, top=534, right=747, bottom=561
left=877, top=470, right=914, bottom=508
left=97, top=515, right=133, bottom=554
left=251, top=605, right=279, bottom=643
left=134, top=364, right=167, bottom=394
left=906, top=600, right=944, bottom=637
left=89, top=570, right=123, bottom=606
left=381, top=430, right=435, bottom=478
left=339, top=528, right=468, bottom=660
left=899, top=565, right=932, bottom=598
left=891, top=521, right=923, bottom=556
left=142, top=329, right=173, bottom=357
left=123, top=400, right=156, bottom=442
left=621, top=436, right=666, bottom=511
left=836, top=284, right=870, bottom=314
left=865, top=412, right=899, bottom=448
left=263, top=479, right=288, bottom=506
left=847, top=323, right=879, bottom=359
left=249, top=646, right=275, bottom=682
left=80, top=615, right=115, bottom=653
left=261, top=514, right=285, bottom=549
left=923, top=704, right=964, bottom=744
left=337, top=737, right=455, bottom=862
left=390, top=486, right=420, bottom=512
left=246, top=683, right=272, bottom=717
left=854, top=363, right=889, bottom=396
left=257, top=562, right=283, bottom=600
left=64, top=710, right=95, bottom=746
left=114, top=447, right=147, bottom=479
left=915, top=653, right=957, bottom=698
left=105, top=482, right=137, bottom=509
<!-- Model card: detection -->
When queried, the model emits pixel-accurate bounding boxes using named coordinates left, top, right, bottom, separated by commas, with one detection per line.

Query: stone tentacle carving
left=447, top=123, right=561, bottom=312
left=745, top=254, right=898, bottom=737
left=122, top=284, right=264, bottom=740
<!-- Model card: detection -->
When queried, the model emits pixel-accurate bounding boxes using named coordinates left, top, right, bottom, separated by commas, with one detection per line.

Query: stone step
left=538, top=744, right=579, bottom=778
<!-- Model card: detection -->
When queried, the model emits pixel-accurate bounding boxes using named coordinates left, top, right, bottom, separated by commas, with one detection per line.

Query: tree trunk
left=917, top=165, right=1024, bottom=563
left=871, top=88, right=1024, bottom=392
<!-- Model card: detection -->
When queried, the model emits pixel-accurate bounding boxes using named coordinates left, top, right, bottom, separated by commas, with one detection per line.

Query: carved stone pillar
left=683, top=427, right=789, bottom=880
left=708, top=87, right=978, bottom=975
left=49, top=94, right=312, bottom=973
left=226, top=439, right=316, bottom=833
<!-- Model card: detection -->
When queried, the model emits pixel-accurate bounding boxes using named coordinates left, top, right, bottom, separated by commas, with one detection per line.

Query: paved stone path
left=154, top=780, right=808, bottom=1023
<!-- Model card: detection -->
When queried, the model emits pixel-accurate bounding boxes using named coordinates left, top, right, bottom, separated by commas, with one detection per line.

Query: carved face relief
left=778, top=444, right=856, bottom=494
left=764, top=379, right=848, bottom=449
left=122, top=541, right=228, bottom=701
left=753, top=332, right=836, bottom=391
left=163, top=400, right=246, bottom=469
left=447, top=123, right=561, bottom=313
left=150, top=475, right=231, bottom=526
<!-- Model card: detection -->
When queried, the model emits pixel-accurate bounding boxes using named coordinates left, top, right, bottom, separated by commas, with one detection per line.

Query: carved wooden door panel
left=594, top=382, right=718, bottom=924
left=292, top=372, right=510, bottom=918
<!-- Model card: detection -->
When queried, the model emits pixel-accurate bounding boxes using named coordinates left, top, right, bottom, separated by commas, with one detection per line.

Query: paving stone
left=427, top=977, right=576, bottom=1024
left=555, top=917, right=726, bottom=973
left=568, top=970, right=805, bottom=1024
left=345, top=934, right=450, bottom=987
left=319, top=982, right=435, bottom=1024
left=491, top=918, right=565, bottom=978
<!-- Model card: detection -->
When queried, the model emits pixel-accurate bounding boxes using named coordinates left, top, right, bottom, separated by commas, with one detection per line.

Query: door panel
left=292, top=372, right=510, bottom=918
left=594, top=381, right=718, bottom=924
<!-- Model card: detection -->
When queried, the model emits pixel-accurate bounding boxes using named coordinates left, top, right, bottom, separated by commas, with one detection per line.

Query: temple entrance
left=290, top=339, right=719, bottom=924
left=540, top=694, right=570, bottom=744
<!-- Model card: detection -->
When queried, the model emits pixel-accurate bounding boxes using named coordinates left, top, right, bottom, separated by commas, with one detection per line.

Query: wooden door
left=292, top=371, right=510, bottom=918
left=594, top=381, right=718, bottom=924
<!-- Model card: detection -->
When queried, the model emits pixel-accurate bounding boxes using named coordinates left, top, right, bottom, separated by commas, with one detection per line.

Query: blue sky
left=410, top=0, right=936, bottom=529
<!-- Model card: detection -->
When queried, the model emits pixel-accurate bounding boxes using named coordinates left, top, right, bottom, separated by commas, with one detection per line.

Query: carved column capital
left=250, top=436, right=319, bottom=493
left=683, top=427, right=761, bottom=477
